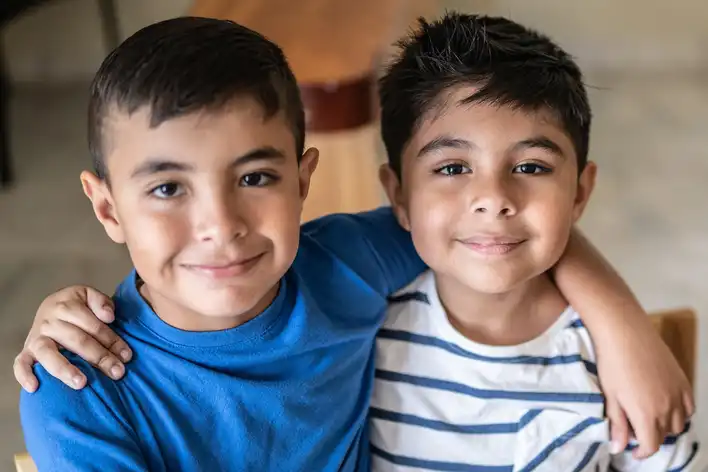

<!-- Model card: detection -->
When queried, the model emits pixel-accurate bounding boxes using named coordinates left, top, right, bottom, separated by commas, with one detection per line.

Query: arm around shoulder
left=302, top=207, right=426, bottom=295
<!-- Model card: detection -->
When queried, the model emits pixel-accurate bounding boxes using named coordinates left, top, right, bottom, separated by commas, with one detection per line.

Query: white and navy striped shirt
left=370, top=271, right=699, bottom=471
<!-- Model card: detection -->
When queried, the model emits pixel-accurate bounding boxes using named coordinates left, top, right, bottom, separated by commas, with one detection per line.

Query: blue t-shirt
left=20, top=207, right=424, bottom=472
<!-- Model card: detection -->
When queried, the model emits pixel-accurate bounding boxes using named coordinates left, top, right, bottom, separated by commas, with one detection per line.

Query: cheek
left=251, top=184, right=302, bottom=260
left=406, top=184, right=461, bottom=263
left=119, top=205, right=190, bottom=268
left=524, top=186, right=576, bottom=249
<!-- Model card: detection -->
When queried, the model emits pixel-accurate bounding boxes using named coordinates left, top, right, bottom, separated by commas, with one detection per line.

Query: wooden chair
left=14, top=453, right=36, bottom=472
left=650, top=308, right=697, bottom=388
left=14, top=308, right=698, bottom=471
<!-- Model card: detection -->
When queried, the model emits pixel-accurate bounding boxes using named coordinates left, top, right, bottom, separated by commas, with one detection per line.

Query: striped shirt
left=370, top=271, right=699, bottom=471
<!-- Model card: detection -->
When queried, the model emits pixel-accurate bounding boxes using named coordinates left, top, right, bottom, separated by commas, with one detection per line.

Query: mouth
left=182, top=253, right=265, bottom=279
left=458, top=236, right=526, bottom=256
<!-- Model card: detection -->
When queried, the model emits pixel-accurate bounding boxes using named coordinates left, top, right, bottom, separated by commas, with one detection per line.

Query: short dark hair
left=379, top=13, right=591, bottom=177
left=88, top=16, right=305, bottom=178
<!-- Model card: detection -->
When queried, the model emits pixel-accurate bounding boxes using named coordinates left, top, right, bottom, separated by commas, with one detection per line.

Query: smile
left=182, top=253, right=265, bottom=279
left=458, top=237, right=526, bottom=256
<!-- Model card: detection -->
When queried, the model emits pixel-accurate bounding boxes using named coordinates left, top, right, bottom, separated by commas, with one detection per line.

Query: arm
left=611, top=424, right=700, bottom=471
left=14, top=207, right=416, bottom=392
left=302, top=206, right=425, bottom=295
left=553, top=228, right=694, bottom=458
left=15, top=213, right=693, bottom=460
left=15, top=207, right=416, bottom=393
left=20, top=360, right=148, bottom=471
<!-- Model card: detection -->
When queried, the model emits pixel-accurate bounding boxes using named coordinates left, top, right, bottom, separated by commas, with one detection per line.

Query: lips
left=182, top=253, right=265, bottom=279
left=458, top=235, right=526, bottom=256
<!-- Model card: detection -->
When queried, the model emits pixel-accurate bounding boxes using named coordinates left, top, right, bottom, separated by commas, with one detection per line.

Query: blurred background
left=1, top=0, right=707, bottom=470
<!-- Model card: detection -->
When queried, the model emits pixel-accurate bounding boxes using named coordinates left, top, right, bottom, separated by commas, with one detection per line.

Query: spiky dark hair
left=379, top=12, right=591, bottom=176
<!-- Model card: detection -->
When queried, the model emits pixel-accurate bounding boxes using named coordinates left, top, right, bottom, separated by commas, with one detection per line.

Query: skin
left=380, top=85, right=597, bottom=345
left=82, top=97, right=319, bottom=332
left=14, top=90, right=694, bottom=460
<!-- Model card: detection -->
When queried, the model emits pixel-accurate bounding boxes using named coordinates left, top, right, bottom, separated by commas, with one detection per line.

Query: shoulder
left=20, top=353, right=126, bottom=425
left=299, top=207, right=401, bottom=256
left=388, top=271, right=435, bottom=301
left=301, top=207, right=396, bottom=239
left=556, top=307, right=596, bottom=357
left=295, top=207, right=399, bottom=285
left=383, top=271, right=437, bottom=329
left=20, top=355, right=146, bottom=471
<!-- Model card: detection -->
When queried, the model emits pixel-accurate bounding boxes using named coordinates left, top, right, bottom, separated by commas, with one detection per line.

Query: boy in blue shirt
left=17, top=16, right=693, bottom=471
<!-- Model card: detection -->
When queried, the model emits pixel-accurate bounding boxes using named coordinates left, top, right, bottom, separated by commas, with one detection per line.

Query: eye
left=150, top=182, right=184, bottom=199
left=434, top=163, right=471, bottom=176
left=513, top=163, right=551, bottom=175
left=239, top=172, right=278, bottom=187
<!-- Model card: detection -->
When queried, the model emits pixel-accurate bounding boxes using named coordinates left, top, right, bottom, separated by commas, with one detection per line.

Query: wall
left=4, top=0, right=708, bottom=83
left=444, top=0, right=708, bottom=70
left=3, top=0, right=191, bottom=83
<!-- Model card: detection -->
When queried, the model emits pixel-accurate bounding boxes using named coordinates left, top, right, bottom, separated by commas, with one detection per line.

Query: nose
left=194, top=189, right=248, bottom=244
left=470, top=177, right=517, bottom=218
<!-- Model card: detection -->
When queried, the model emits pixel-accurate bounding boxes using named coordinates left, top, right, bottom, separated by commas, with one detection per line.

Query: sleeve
left=610, top=422, right=700, bottom=472
left=301, top=206, right=427, bottom=296
left=20, top=362, right=148, bottom=472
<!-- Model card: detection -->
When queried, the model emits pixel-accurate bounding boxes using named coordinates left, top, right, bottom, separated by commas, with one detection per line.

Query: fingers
left=632, top=417, right=662, bottom=459
left=41, top=320, right=126, bottom=381
left=83, top=286, right=116, bottom=324
left=683, top=390, right=695, bottom=418
left=13, top=352, right=39, bottom=393
left=29, top=337, right=87, bottom=390
left=53, top=301, right=131, bottom=362
left=671, top=409, right=687, bottom=437
left=606, top=398, right=630, bottom=454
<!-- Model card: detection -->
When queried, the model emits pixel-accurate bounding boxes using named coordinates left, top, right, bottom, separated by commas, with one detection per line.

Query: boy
left=369, top=13, right=699, bottom=471
left=18, top=16, right=691, bottom=472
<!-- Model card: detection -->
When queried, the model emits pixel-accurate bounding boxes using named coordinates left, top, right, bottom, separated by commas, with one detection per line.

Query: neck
left=139, top=281, right=279, bottom=332
left=435, top=273, right=567, bottom=346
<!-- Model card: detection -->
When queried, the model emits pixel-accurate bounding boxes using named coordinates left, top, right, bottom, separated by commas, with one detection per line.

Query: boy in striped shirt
left=370, top=13, right=699, bottom=471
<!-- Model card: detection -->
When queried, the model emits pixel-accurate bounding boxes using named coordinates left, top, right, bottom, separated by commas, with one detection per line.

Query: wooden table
left=189, top=0, right=436, bottom=85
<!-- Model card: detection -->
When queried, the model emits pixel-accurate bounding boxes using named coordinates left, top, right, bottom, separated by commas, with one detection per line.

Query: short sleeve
left=20, top=360, right=148, bottom=472
left=301, top=207, right=426, bottom=296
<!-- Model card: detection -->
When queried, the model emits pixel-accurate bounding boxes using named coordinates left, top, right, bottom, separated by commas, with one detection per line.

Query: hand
left=553, top=229, right=695, bottom=458
left=597, top=318, right=694, bottom=459
left=14, top=285, right=133, bottom=392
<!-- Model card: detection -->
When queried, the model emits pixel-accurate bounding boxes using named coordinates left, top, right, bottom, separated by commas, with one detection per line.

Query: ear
left=378, top=164, right=411, bottom=231
left=80, top=171, right=126, bottom=244
left=297, top=147, right=319, bottom=201
left=572, top=161, right=597, bottom=222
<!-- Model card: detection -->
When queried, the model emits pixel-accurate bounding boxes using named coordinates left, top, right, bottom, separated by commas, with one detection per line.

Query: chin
left=458, top=270, right=529, bottom=295
left=184, top=289, right=263, bottom=318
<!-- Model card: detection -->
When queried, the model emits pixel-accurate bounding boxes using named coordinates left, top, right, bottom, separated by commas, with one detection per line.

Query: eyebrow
left=416, top=135, right=565, bottom=159
left=513, top=137, right=565, bottom=158
left=416, top=136, right=475, bottom=158
left=130, top=146, right=286, bottom=179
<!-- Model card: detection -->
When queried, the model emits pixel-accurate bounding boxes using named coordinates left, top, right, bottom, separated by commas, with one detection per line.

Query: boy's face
left=381, top=86, right=596, bottom=294
left=81, top=98, right=318, bottom=329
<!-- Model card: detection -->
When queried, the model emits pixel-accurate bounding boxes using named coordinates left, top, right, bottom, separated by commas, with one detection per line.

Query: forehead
left=404, top=86, right=575, bottom=159
left=102, top=97, right=297, bottom=174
